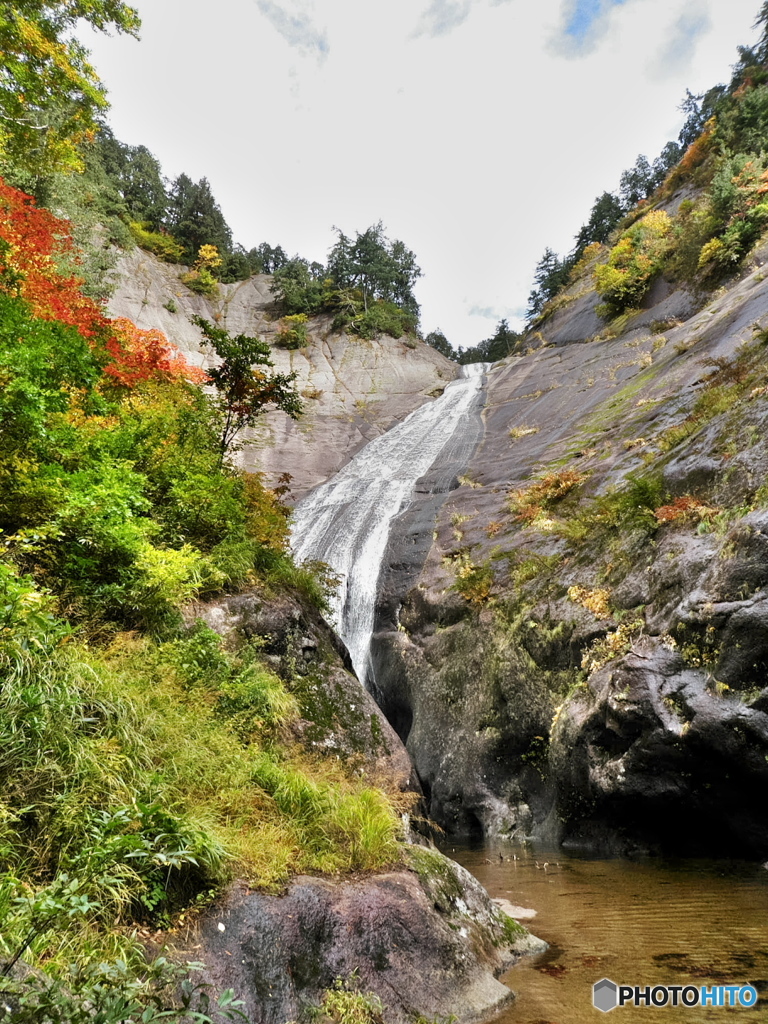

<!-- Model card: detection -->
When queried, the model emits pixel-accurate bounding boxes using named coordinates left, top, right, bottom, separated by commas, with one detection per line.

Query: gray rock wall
left=107, top=250, right=457, bottom=499
left=370, top=239, right=768, bottom=857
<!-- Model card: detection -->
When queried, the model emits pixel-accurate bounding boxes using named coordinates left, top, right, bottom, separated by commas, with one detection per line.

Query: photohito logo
left=592, top=979, right=758, bottom=1012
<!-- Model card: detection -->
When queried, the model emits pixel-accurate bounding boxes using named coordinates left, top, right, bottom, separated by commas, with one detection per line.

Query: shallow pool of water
left=445, top=841, right=768, bottom=1022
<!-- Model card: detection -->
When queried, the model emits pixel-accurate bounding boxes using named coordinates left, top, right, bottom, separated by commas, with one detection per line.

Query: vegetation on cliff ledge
left=527, top=3, right=768, bottom=334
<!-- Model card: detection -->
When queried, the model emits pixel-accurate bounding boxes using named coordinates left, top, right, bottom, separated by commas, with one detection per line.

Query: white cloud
left=254, top=0, right=329, bottom=60
left=549, top=0, right=638, bottom=58
left=413, top=0, right=473, bottom=38
left=646, top=3, right=712, bottom=79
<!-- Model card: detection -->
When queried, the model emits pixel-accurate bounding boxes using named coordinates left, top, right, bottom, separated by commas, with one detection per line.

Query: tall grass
left=0, top=575, right=402, bottom=984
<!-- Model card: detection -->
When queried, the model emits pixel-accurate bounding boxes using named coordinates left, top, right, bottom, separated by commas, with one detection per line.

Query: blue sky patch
left=563, top=0, right=631, bottom=41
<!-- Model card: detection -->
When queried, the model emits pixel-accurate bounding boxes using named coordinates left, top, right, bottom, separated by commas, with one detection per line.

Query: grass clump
left=509, top=425, right=539, bottom=440
left=0, top=571, right=402, bottom=996
left=555, top=472, right=663, bottom=544
left=315, top=976, right=385, bottom=1024
left=449, top=553, right=494, bottom=604
left=508, top=470, right=586, bottom=525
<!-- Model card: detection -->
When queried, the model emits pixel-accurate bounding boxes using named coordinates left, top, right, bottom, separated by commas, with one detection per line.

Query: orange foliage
left=653, top=496, right=718, bottom=524
left=668, top=119, right=716, bottom=186
left=104, top=319, right=208, bottom=388
left=0, top=177, right=106, bottom=337
left=0, top=177, right=205, bottom=387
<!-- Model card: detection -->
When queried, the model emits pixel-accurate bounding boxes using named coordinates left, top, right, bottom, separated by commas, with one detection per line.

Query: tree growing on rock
left=191, top=316, right=303, bottom=465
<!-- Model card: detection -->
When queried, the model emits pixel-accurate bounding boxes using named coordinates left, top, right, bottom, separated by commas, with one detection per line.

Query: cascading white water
left=291, top=363, right=487, bottom=686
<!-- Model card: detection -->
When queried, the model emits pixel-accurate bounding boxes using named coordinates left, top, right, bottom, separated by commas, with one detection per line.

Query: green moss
left=500, top=912, right=526, bottom=942
left=408, top=847, right=466, bottom=912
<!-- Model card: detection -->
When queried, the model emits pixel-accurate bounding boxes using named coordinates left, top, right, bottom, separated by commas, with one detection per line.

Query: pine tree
left=574, top=192, right=624, bottom=252
left=167, top=174, right=232, bottom=263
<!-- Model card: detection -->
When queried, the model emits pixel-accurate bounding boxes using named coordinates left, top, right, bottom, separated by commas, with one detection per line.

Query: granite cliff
left=110, top=228, right=768, bottom=860
left=372, top=233, right=768, bottom=857
left=107, top=250, right=457, bottom=499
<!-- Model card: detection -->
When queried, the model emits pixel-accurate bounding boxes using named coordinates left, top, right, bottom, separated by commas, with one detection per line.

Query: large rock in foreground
left=185, top=849, right=544, bottom=1024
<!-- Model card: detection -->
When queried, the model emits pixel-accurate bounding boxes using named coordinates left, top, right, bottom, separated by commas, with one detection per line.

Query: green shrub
left=318, top=977, right=385, bottom=1024
left=332, top=298, right=416, bottom=340
left=666, top=201, right=719, bottom=282
left=180, top=266, right=218, bottom=297
left=128, top=221, right=184, bottom=264
left=0, top=949, right=248, bottom=1023
left=595, top=211, right=671, bottom=318
left=275, top=313, right=309, bottom=349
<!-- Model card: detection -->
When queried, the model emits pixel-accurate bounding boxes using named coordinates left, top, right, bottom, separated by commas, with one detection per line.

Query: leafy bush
left=332, top=297, right=416, bottom=340
left=717, top=83, right=768, bottom=154
left=128, top=221, right=184, bottom=263
left=0, top=959, right=248, bottom=1024
left=318, top=977, right=385, bottom=1024
left=275, top=312, right=309, bottom=348
left=180, top=265, right=218, bottom=296
left=594, top=211, right=671, bottom=318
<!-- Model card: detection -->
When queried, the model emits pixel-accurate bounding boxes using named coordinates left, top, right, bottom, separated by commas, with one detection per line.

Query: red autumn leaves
left=0, top=178, right=205, bottom=387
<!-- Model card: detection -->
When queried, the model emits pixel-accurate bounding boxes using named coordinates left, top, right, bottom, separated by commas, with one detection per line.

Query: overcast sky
left=81, top=0, right=760, bottom=348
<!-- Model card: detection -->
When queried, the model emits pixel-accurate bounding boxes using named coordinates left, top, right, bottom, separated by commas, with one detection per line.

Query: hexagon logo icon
left=593, top=978, right=618, bottom=1013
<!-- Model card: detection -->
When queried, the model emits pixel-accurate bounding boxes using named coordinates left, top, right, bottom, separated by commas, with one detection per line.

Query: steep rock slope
left=107, top=250, right=457, bottom=498
left=372, top=238, right=768, bottom=857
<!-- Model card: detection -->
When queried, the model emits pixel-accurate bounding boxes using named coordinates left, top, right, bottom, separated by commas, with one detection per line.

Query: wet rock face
left=552, top=638, right=768, bottom=856
left=371, top=613, right=559, bottom=839
left=548, top=512, right=768, bottom=856
left=368, top=243, right=768, bottom=858
left=189, top=851, right=544, bottom=1024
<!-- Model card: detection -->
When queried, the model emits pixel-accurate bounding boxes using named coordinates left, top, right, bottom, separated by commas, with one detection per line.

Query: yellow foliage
left=568, top=585, right=612, bottom=619
left=195, top=244, right=223, bottom=270
left=595, top=211, right=671, bottom=317
left=581, top=621, right=643, bottom=673
left=508, top=470, right=585, bottom=523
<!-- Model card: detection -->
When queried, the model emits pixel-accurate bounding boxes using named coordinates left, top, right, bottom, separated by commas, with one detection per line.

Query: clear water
left=447, top=842, right=768, bottom=1022
left=290, top=363, right=487, bottom=686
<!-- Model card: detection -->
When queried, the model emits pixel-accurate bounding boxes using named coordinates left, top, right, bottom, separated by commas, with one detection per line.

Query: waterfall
left=290, top=362, right=488, bottom=686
